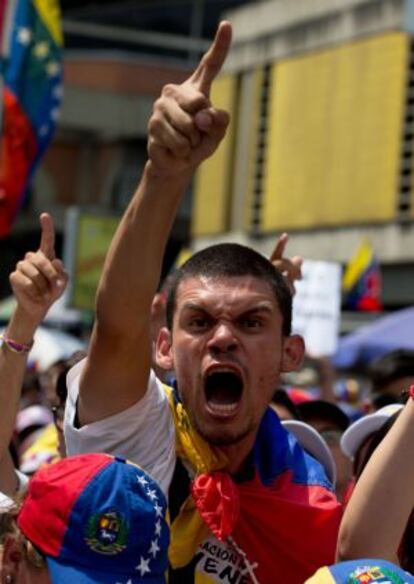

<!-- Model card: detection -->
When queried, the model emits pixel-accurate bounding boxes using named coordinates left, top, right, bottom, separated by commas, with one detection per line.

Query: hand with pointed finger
left=270, top=233, right=303, bottom=295
left=9, top=213, right=69, bottom=324
left=147, top=21, right=232, bottom=177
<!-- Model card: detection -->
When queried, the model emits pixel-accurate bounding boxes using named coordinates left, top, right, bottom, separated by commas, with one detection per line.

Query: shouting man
left=64, top=22, right=341, bottom=584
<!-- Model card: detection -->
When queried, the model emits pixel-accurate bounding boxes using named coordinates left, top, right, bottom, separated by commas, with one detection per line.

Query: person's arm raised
left=337, top=398, right=414, bottom=564
left=0, top=213, right=67, bottom=494
left=78, top=21, right=232, bottom=425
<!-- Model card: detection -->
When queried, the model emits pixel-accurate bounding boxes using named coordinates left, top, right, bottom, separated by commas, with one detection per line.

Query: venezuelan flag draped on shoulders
left=166, top=387, right=342, bottom=584
left=0, top=0, right=63, bottom=237
left=342, top=240, right=382, bottom=312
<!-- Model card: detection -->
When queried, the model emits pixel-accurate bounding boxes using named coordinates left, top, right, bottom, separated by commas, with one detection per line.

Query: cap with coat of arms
left=18, top=453, right=169, bottom=583
left=305, top=559, right=414, bottom=584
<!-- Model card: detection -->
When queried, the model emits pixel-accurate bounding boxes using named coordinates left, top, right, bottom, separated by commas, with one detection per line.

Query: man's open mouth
left=204, top=370, right=243, bottom=416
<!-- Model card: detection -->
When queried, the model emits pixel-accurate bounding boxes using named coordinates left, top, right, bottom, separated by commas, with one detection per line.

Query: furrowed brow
left=239, top=305, right=273, bottom=318
left=181, top=303, right=210, bottom=315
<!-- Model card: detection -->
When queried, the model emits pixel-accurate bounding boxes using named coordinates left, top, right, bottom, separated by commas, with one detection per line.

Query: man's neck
left=218, top=433, right=256, bottom=475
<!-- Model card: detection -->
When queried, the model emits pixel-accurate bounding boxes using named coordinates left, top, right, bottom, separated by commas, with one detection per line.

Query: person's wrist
left=7, top=304, right=43, bottom=344
left=1, top=334, right=33, bottom=354
left=145, top=159, right=193, bottom=183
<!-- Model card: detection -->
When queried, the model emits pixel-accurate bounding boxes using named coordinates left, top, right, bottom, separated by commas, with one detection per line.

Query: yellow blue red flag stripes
left=0, top=0, right=63, bottom=237
left=343, top=239, right=382, bottom=312
left=166, top=383, right=342, bottom=584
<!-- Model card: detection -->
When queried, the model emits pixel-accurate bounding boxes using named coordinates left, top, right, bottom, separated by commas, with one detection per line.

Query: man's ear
left=155, top=326, right=174, bottom=371
left=1, top=535, right=23, bottom=580
left=281, top=334, right=305, bottom=372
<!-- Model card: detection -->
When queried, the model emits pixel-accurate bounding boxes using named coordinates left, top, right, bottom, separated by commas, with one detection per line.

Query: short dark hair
left=371, top=392, right=401, bottom=411
left=298, top=400, right=350, bottom=433
left=166, top=243, right=292, bottom=335
left=271, top=389, right=301, bottom=420
left=369, top=349, right=414, bottom=392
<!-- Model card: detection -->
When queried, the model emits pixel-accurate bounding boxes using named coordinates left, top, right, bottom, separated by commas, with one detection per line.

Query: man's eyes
left=240, top=317, right=263, bottom=329
left=187, top=317, right=211, bottom=330
left=185, top=314, right=266, bottom=331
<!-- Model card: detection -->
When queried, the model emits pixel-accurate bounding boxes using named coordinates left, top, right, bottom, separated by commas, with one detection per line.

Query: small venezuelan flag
left=0, top=0, right=63, bottom=237
left=343, top=240, right=382, bottom=312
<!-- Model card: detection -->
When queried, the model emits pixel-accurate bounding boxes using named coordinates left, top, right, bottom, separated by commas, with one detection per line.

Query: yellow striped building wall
left=191, top=32, right=410, bottom=237
left=191, top=74, right=238, bottom=236
left=261, top=32, right=409, bottom=231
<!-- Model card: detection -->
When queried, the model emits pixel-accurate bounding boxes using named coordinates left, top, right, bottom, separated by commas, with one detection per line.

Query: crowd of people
left=1, top=21, right=414, bottom=584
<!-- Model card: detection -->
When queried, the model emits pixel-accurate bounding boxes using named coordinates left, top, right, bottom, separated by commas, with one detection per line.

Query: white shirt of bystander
left=64, top=359, right=175, bottom=496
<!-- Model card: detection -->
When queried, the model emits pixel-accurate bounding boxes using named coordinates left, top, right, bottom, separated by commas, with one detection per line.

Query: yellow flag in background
left=342, top=240, right=382, bottom=311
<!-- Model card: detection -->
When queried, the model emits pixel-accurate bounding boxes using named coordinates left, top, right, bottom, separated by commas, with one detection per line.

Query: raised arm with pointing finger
left=76, top=22, right=232, bottom=427
left=0, top=214, right=67, bottom=496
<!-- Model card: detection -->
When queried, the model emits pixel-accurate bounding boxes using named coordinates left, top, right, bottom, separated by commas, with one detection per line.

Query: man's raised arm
left=78, top=22, right=232, bottom=425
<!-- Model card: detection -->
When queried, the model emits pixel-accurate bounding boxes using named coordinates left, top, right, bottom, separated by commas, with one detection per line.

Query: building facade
left=192, top=0, right=414, bottom=307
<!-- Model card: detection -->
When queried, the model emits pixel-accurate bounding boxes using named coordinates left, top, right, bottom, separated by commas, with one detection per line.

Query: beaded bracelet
left=0, top=334, right=33, bottom=354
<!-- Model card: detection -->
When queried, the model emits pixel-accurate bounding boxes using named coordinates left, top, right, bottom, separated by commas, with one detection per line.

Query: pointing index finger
left=189, top=20, right=232, bottom=97
left=270, top=233, right=288, bottom=263
left=39, top=212, right=56, bottom=260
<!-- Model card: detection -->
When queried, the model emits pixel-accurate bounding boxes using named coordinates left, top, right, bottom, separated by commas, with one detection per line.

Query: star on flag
left=53, top=85, right=64, bottom=99
left=46, top=61, right=60, bottom=77
left=50, top=107, right=61, bottom=121
left=155, top=520, right=162, bottom=536
left=149, top=539, right=160, bottom=558
left=17, top=27, right=32, bottom=45
left=147, top=489, right=157, bottom=501
left=136, top=556, right=151, bottom=576
left=137, top=475, right=148, bottom=487
left=33, top=41, right=49, bottom=58
left=154, top=502, right=163, bottom=518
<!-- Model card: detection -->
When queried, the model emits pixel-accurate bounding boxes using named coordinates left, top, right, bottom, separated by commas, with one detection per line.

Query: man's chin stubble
left=193, top=418, right=254, bottom=448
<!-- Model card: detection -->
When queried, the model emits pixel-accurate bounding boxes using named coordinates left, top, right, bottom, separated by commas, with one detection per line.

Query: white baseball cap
left=16, top=405, right=53, bottom=434
left=340, top=403, right=404, bottom=459
left=282, top=419, right=336, bottom=486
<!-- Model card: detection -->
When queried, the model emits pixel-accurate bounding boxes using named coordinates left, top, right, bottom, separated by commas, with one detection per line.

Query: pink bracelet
left=0, top=334, right=33, bottom=354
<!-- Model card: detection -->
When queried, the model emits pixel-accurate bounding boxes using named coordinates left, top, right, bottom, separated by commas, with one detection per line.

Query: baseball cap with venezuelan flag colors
left=305, top=559, right=414, bottom=583
left=18, top=453, right=169, bottom=583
